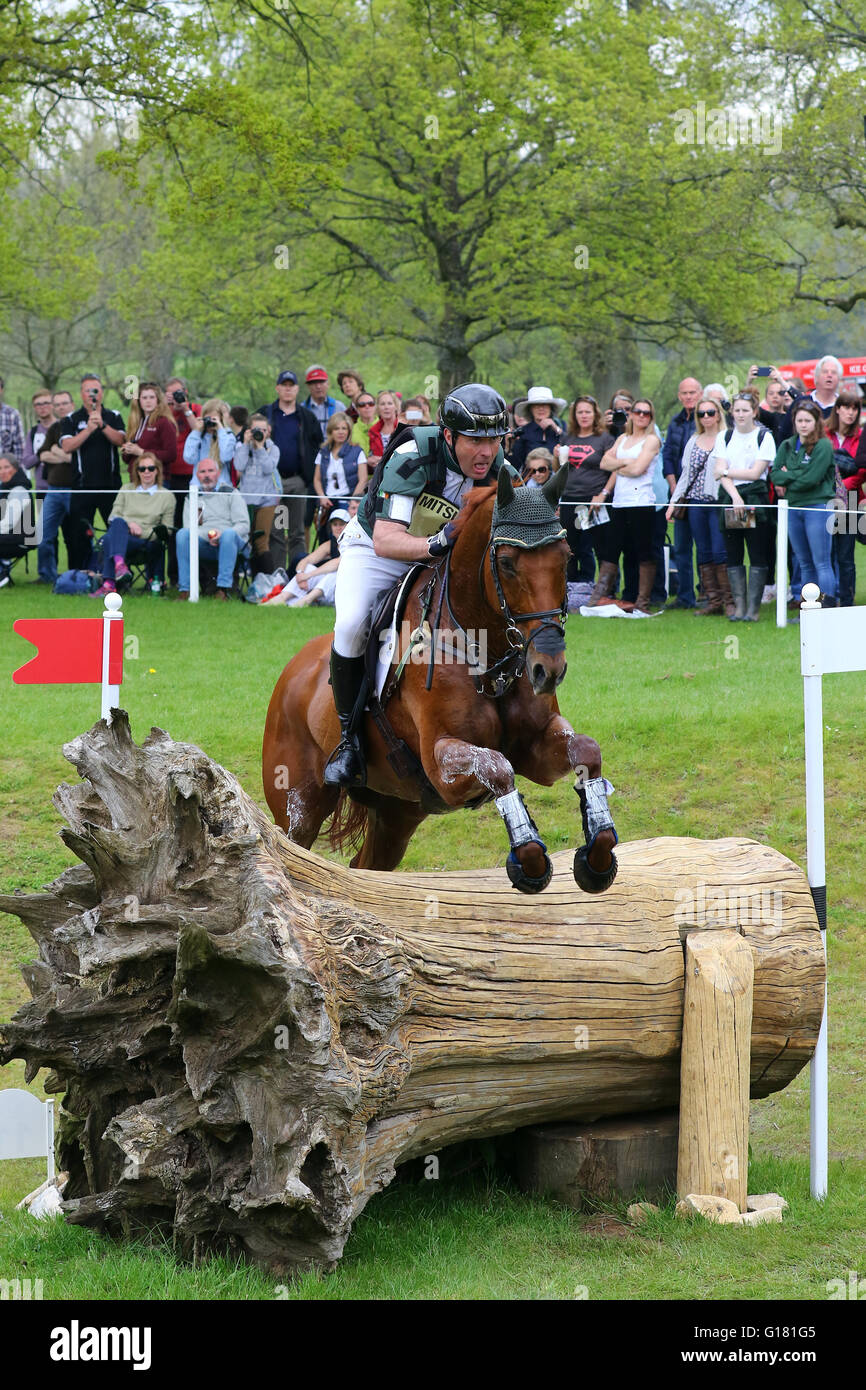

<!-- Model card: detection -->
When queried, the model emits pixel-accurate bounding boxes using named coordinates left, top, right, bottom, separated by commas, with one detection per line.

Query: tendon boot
left=587, top=560, right=619, bottom=606
left=727, top=564, right=747, bottom=621
left=634, top=562, right=657, bottom=616
left=695, top=563, right=723, bottom=614
left=323, top=650, right=367, bottom=787
left=716, top=563, right=736, bottom=619
left=743, top=566, right=767, bottom=622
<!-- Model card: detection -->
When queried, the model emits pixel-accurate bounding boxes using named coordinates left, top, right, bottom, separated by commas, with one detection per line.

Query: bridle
left=439, top=535, right=567, bottom=699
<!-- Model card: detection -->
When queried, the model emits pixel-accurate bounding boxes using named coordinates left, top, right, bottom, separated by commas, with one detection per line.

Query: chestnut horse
left=262, top=471, right=618, bottom=893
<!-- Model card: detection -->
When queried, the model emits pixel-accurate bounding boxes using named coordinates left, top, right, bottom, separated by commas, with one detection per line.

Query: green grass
left=1, top=576, right=864, bottom=1299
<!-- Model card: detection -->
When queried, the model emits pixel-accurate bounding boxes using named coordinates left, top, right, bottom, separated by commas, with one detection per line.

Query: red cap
left=305, top=366, right=328, bottom=383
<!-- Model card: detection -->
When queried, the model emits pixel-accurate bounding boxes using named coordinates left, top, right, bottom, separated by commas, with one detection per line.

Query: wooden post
left=677, top=929, right=754, bottom=1212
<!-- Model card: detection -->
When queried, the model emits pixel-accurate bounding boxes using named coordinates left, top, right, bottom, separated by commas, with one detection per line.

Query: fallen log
left=0, top=713, right=825, bottom=1273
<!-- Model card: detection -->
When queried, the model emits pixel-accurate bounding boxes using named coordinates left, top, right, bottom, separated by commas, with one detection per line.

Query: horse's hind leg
left=349, top=794, right=428, bottom=872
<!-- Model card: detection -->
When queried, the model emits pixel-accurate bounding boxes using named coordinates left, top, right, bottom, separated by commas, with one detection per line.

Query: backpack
left=363, top=425, right=441, bottom=526
left=53, top=569, right=100, bottom=595
left=724, top=427, right=768, bottom=449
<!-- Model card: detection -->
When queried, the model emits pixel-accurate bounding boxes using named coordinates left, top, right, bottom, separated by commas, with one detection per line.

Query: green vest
left=359, top=426, right=508, bottom=540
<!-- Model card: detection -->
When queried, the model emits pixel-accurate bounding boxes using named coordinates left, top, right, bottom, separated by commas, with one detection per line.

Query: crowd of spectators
left=1, top=357, right=864, bottom=617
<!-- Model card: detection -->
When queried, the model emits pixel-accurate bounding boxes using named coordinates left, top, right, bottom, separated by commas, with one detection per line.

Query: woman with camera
left=233, top=413, right=282, bottom=576
left=602, top=391, right=636, bottom=439
left=712, top=390, right=777, bottom=621
left=770, top=401, right=838, bottom=606
left=121, top=383, right=177, bottom=481
left=182, top=397, right=236, bottom=485
left=558, top=395, right=615, bottom=582
left=588, top=399, right=660, bottom=616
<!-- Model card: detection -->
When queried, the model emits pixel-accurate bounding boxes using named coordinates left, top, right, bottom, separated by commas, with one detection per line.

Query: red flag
left=12, top=618, right=124, bottom=686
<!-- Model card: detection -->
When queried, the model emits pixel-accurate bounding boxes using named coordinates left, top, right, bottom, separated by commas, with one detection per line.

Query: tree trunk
left=0, top=714, right=825, bottom=1274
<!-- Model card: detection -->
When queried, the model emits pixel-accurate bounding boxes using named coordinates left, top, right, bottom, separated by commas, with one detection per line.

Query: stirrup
left=323, top=733, right=366, bottom=788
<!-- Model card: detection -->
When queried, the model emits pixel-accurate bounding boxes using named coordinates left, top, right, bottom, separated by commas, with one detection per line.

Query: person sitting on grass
left=0, top=454, right=34, bottom=588
left=91, top=453, right=175, bottom=598
left=263, top=509, right=349, bottom=607
left=175, top=456, right=250, bottom=601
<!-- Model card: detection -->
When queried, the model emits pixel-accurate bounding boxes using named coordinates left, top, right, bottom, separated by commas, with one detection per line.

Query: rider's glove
left=427, top=522, right=457, bottom=558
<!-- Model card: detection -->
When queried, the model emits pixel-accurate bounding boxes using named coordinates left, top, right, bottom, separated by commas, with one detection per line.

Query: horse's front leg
left=511, top=716, right=618, bottom=894
left=430, top=736, right=553, bottom=894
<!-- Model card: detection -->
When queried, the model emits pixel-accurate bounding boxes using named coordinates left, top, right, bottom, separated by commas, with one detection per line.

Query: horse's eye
left=499, top=556, right=517, bottom=577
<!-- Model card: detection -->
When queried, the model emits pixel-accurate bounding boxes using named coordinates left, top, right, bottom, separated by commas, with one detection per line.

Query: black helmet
left=440, top=383, right=508, bottom=437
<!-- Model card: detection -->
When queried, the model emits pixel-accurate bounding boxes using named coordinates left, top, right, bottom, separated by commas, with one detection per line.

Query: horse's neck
left=447, top=506, right=500, bottom=636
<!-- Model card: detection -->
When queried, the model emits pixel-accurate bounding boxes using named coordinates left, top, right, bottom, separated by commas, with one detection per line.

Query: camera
left=252, top=427, right=265, bottom=442
left=172, top=389, right=187, bottom=404
left=88, top=389, right=99, bottom=404
left=203, top=416, right=217, bottom=430
left=611, top=408, right=628, bottom=430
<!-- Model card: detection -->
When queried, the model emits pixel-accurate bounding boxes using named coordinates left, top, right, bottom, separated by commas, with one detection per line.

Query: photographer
left=62, top=375, right=126, bottom=568
left=182, top=397, right=236, bottom=485
left=162, top=377, right=202, bottom=582
left=602, top=390, right=635, bottom=439
left=233, top=414, right=282, bottom=575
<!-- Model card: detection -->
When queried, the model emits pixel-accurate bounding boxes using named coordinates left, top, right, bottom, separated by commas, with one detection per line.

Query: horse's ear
left=542, top=462, right=569, bottom=507
left=497, top=469, right=515, bottom=508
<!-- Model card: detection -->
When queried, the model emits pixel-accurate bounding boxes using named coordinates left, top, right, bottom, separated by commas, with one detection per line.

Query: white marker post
left=189, top=481, right=200, bottom=603
left=101, top=592, right=123, bottom=722
left=798, top=581, right=866, bottom=1198
left=776, top=498, right=788, bottom=629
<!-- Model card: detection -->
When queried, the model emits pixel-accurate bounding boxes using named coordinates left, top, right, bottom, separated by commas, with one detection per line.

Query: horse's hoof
left=573, top=844, right=618, bottom=894
left=506, top=846, right=553, bottom=894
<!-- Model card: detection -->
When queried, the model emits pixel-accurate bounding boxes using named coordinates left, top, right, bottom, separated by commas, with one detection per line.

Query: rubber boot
left=323, top=651, right=367, bottom=787
left=695, top=563, right=723, bottom=614
left=821, top=593, right=839, bottom=608
left=586, top=560, right=619, bottom=607
left=634, top=562, right=657, bottom=616
left=727, top=564, right=747, bottom=621
left=743, top=566, right=767, bottom=622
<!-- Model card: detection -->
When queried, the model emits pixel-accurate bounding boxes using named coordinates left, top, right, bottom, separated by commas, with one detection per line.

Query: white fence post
left=100, top=592, right=123, bottom=722
left=776, top=498, right=789, bottom=629
left=189, top=482, right=200, bottom=603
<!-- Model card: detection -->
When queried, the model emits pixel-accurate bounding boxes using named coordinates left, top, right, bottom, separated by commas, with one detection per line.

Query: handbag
left=671, top=505, right=687, bottom=521
left=723, top=507, right=756, bottom=530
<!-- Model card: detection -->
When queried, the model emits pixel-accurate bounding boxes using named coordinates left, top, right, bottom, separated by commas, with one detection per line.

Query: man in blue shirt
left=302, top=366, right=345, bottom=439
left=258, top=370, right=321, bottom=573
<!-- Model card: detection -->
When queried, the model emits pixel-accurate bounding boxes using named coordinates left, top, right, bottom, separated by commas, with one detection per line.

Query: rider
left=325, top=383, right=513, bottom=787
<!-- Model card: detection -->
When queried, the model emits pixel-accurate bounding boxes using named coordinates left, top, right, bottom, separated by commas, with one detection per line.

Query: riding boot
left=634, top=562, right=657, bottom=615
left=695, top=563, right=723, bottom=614
left=743, top=566, right=767, bottom=622
left=821, top=593, right=839, bottom=608
left=323, top=650, right=367, bottom=787
left=727, top=564, right=747, bottom=621
left=587, top=560, right=619, bottom=606
left=715, top=564, right=736, bottom=619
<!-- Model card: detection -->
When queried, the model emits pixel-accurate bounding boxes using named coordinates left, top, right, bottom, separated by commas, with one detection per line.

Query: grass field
left=1, top=576, right=864, bottom=1301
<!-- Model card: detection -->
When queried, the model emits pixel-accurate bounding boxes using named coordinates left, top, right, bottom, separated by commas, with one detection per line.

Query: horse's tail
left=327, top=789, right=369, bottom=856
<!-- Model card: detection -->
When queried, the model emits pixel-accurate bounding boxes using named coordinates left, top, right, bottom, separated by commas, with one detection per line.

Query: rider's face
left=445, top=429, right=500, bottom=480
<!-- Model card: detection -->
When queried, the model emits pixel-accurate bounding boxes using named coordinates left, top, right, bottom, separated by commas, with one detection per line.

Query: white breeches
left=333, top=517, right=412, bottom=658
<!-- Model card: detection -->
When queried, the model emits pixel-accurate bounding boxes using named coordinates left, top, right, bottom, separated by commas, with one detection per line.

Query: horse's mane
left=451, top=481, right=516, bottom=539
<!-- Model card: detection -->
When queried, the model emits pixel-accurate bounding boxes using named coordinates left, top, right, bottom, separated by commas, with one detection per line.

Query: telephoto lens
left=252, top=428, right=264, bottom=442
left=173, top=390, right=186, bottom=404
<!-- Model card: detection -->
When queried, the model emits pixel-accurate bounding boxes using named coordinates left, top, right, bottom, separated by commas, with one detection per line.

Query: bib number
left=406, top=489, right=459, bottom=538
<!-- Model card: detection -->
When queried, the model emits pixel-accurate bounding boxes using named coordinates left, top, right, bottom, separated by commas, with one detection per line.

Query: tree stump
left=513, top=1111, right=679, bottom=1207
left=0, top=714, right=825, bottom=1273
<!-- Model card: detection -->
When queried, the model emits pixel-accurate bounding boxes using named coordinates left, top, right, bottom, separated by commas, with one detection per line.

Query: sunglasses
left=138, top=464, right=157, bottom=472
left=631, top=407, right=652, bottom=417
left=357, top=400, right=376, bottom=408
left=698, top=409, right=718, bottom=418
left=528, top=467, right=550, bottom=475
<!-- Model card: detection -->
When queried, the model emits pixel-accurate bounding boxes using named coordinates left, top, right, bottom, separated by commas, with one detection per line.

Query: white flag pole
left=101, top=591, right=123, bottom=723
left=189, top=481, right=200, bottom=603
left=776, top=498, right=789, bottom=629
left=800, top=582, right=828, bottom=1199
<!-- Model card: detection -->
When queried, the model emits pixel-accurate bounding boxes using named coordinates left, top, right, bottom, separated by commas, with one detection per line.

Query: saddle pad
left=373, top=563, right=428, bottom=699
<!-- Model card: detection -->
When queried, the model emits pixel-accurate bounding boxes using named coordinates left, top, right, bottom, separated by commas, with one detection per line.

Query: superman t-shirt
left=559, top=432, right=615, bottom=503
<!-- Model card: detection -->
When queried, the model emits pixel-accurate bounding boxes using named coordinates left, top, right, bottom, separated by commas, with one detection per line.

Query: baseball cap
left=329, top=508, right=351, bottom=525
left=305, top=365, right=328, bottom=383
left=277, top=370, right=298, bottom=385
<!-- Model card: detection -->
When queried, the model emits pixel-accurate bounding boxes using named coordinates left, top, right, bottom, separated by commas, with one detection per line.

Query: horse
left=262, top=468, right=618, bottom=894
